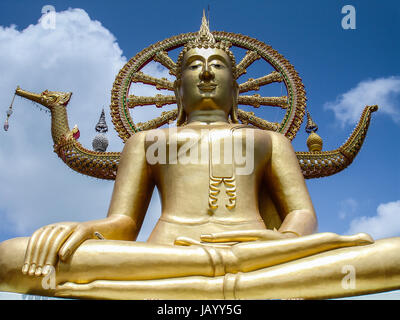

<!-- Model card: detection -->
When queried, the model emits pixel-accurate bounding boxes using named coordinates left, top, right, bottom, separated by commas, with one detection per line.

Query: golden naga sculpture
left=1, top=13, right=399, bottom=300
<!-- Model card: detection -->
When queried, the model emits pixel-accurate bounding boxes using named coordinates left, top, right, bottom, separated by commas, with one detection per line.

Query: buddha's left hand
left=174, top=229, right=296, bottom=246
left=200, top=229, right=297, bottom=243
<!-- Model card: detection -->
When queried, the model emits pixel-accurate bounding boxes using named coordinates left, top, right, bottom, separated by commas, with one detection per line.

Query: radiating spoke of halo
left=153, top=51, right=177, bottom=76
left=237, top=110, right=279, bottom=131
left=137, top=109, right=178, bottom=131
left=236, top=50, right=261, bottom=78
left=127, top=94, right=176, bottom=108
left=239, top=71, right=283, bottom=93
left=131, top=72, right=175, bottom=91
left=238, top=94, right=288, bottom=109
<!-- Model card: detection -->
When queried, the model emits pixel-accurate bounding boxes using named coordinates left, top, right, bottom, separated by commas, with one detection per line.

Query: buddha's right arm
left=22, top=131, right=155, bottom=277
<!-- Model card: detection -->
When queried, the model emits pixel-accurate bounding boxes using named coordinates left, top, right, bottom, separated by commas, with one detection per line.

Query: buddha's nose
left=199, top=65, right=215, bottom=82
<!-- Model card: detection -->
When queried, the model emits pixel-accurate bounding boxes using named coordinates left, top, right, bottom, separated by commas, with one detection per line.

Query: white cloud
left=0, top=8, right=164, bottom=239
left=338, top=197, right=358, bottom=220
left=347, top=200, right=400, bottom=239
left=324, top=76, right=400, bottom=127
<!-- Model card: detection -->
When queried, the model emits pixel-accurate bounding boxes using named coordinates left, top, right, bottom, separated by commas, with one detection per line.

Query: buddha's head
left=174, top=14, right=239, bottom=125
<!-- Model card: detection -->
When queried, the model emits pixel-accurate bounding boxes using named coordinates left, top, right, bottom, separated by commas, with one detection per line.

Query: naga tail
left=296, top=105, right=378, bottom=179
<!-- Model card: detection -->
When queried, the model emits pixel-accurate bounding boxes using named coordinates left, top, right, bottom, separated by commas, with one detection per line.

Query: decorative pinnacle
left=95, top=109, right=108, bottom=133
left=194, top=10, right=216, bottom=45
left=305, top=111, right=323, bottom=152
left=305, top=111, right=318, bottom=133
left=93, top=110, right=109, bottom=152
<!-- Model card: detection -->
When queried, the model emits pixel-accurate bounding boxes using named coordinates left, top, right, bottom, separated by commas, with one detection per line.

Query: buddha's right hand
left=22, top=221, right=94, bottom=277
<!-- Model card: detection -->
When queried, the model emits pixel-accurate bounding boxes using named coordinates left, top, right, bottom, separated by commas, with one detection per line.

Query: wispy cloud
left=347, top=200, right=400, bottom=239
left=324, top=76, right=400, bottom=127
left=338, top=198, right=358, bottom=220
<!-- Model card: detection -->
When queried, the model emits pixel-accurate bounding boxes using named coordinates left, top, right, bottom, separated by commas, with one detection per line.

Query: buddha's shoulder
left=123, top=126, right=289, bottom=142
left=231, top=125, right=288, bottom=140
left=124, top=128, right=170, bottom=141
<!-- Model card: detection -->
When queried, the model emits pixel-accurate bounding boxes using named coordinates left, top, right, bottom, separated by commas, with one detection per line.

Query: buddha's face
left=176, top=47, right=238, bottom=117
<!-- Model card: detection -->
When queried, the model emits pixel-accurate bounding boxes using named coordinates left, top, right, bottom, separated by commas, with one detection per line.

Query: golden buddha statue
left=1, top=13, right=399, bottom=300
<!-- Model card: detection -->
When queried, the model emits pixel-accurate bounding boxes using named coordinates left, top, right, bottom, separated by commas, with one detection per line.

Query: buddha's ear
left=233, top=80, right=239, bottom=103
left=174, top=79, right=186, bottom=126
left=230, top=80, right=240, bottom=123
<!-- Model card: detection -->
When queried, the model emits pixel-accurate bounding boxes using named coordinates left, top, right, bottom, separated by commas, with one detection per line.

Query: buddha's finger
left=175, top=236, right=235, bottom=248
left=174, top=236, right=202, bottom=246
left=29, top=227, right=54, bottom=276
left=200, top=230, right=264, bottom=243
left=22, top=227, right=46, bottom=274
left=43, top=227, right=75, bottom=271
left=341, top=233, right=374, bottom=245
left=36, top=226, right=64, bottom=276
left=59, top=225, right=92, bottom=261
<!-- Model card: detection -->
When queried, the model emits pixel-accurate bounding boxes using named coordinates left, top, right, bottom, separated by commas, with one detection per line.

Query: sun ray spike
left=237, top=109, right=280, bottom=131
left=153, top=51, right=177, bottom=76
left=236, top=50, right=261, bottom=78
left=127, top=94, right=176, bottom=108
left=239, top=71, right=284, bottom=93
left=131, top=72, right=174, bottom=91
left=238, top=94, right=288, bottom=109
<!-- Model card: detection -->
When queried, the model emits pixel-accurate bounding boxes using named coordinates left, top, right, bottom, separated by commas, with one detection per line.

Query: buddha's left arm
left=104, top=131, right=155, bottom=239
left=264, top=132, right=317, bottom=237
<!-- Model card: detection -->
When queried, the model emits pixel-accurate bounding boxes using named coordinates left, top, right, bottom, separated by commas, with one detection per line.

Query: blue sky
left=0, top=0, right=399, bottom=245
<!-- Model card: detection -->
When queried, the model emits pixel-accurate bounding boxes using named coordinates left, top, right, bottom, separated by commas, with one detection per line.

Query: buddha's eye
left=188, top=64, right=201, bottom=70
left=211, top=63, right=224, bottom=69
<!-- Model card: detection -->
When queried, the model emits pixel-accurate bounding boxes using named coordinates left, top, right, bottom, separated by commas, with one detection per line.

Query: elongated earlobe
left=174, top=80, right=186, bottom=126
left=176, top=104, right=186, bottom=126
left=230, top=82, right=239, bottom=123
left=230, top=105, right=239, bottom=123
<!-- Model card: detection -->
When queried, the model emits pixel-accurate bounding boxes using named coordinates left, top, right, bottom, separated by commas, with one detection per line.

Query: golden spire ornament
left=305, top=111, right=323, bottom=152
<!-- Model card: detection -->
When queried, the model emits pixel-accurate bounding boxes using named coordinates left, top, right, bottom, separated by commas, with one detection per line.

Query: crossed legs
left=1, top=234, right=400, bottom=299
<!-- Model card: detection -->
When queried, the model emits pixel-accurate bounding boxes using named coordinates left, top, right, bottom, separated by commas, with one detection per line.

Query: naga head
left=15, top=86, right=72, bottom=109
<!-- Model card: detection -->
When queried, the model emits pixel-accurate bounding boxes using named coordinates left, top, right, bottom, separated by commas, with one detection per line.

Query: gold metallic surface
left=237, top=94, right=288, bottom=109
left=131, top=71, right=175, bottom=91
left=298, top=105, right=378, bottom=178
left=307, top=132, right=323, bottom=152
left=127, top=94, right=176, bottom=108
left=1, top=14, right=397, bottom=300
left=235, top=50, right=261, bottom=78
left=238, top=71, right=283, bottom=93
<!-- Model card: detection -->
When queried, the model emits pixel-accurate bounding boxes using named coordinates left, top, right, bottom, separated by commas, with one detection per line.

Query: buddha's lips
left=198, top=83, right=217, bottom=91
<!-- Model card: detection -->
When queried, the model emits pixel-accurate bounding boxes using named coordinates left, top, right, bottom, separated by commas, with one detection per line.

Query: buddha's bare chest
left=145, top=127, right=269, bottom=176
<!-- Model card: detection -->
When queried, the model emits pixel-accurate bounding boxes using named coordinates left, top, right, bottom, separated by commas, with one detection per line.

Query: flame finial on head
left=175, top=11, right=236, bottom=80
left=195, top=10, right=216, bottom=45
